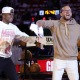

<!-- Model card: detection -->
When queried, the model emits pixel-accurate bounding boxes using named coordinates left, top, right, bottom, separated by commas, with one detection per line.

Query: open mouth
left=66, top=15, right=70, bottom=16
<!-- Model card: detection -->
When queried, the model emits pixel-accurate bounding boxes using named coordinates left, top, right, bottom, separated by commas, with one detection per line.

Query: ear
left=60, top=13, right=62, bottom=17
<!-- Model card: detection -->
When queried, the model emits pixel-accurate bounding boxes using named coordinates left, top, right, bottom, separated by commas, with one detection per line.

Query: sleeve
left=14, top=25, right=32, bottom=43
left=15, top=26, right=29, bottom=37
left=36, top=20, right=54, bottom=29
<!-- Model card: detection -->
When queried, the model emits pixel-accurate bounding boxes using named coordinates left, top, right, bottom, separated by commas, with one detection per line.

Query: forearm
left=36, top=20, right=54, bottom=28
left=15, top=35, right=36, bottom=44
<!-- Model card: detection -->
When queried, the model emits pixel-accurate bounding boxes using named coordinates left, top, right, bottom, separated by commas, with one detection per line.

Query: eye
left=63, top=10, right=71, bottom=12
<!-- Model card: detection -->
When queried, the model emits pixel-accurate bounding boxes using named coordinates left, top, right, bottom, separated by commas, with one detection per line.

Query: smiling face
left=2, top=13, right=14, bottom=24
left=60, top=6, right=72, bottom=21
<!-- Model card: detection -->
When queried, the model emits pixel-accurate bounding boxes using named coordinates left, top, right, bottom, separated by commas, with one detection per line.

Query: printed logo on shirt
left=1, top=29, right=15, bottom=42
left=0, top=29, right=15, bottom=54
left=0, top=42, right=11, bottom=54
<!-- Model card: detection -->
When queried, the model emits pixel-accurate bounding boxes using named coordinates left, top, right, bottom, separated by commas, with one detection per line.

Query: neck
left=2, top=19, right=9, bottom=24
left=60, top=17, right=72, bottom=23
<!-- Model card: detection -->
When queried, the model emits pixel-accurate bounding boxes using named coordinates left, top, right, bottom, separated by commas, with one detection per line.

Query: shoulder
left=0, top=21, right=4, bottom=25
left=9, top=23, right=18, bottom=29
left=9, top=23, right=17, bottom=27
left=53, top=20, right=60, bottom=26
left=0, top=21, right=2, bottom=23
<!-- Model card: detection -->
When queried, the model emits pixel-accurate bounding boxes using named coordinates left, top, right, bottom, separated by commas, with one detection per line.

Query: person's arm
left=36, top=20, right=54, bottom=29
left=14, top=26, right=35, bottom=43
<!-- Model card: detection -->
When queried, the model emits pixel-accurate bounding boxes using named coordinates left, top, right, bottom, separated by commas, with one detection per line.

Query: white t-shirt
left=0, top=21, right=29, bottom=58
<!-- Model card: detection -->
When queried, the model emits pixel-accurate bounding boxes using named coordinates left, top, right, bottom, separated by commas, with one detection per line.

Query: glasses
left=62, top=10, right=72, bottom=12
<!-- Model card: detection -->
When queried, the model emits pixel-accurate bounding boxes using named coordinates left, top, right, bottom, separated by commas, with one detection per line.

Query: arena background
left=0, top=0, right=80, bottom=80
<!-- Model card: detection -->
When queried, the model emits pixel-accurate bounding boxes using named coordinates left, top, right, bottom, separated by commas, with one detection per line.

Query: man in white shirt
left=0, top=6, right=32, bottom=80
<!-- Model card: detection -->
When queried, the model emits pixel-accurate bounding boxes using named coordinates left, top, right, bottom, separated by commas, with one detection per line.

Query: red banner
left=37, top=59, right=53, bottom=72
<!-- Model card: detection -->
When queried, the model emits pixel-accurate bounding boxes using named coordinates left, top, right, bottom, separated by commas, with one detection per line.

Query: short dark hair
left=60, top=4, right=71, bottom=13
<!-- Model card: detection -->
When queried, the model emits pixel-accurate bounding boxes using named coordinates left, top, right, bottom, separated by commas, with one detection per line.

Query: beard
left=63, top=16, right=72, bottom=21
